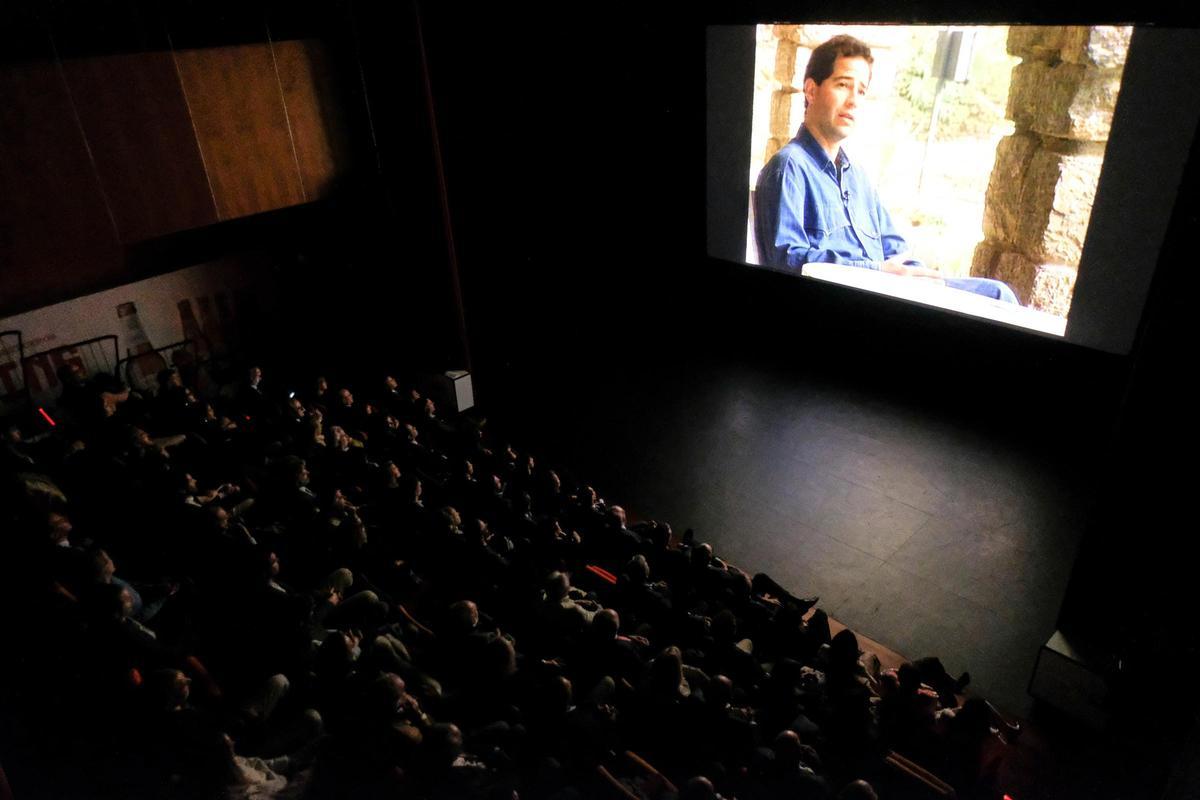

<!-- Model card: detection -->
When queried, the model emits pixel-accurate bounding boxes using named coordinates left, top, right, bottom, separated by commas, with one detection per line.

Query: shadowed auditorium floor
left=482, top=348, right=1095, bottom=722
left=477, top=347, right=1200, bottom=796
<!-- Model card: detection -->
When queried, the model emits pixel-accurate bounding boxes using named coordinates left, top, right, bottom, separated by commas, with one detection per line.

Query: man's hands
left=881, top=254, right=945, bottom=281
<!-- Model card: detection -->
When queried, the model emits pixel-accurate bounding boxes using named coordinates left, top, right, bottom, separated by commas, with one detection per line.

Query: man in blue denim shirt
left=754, top=35, right=1018, bottom=303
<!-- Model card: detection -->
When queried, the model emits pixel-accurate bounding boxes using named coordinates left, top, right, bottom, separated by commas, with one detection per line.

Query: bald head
left=838, top=780, right=879, bottom=800
left=680, top=776, right=717, bottom=800
left=593, top=608, right=620, bottom=639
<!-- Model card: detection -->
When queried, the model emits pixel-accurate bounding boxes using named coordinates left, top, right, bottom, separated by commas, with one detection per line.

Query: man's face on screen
left=804, top=56, right=870, bottom=149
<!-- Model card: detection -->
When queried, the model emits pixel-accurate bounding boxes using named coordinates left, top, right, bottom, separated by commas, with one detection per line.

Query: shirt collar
left=796, top=125, right=851, bottom=173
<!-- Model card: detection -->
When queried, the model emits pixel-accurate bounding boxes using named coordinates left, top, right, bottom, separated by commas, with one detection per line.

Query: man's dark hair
left=804, top=34, right=873, bottom=86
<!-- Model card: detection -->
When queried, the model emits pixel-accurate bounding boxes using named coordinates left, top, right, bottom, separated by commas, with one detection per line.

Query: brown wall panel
left=62, top=52, right=217, bottom=243
left=0, top=61, right=123, bottom=316
left=173, top=44, right=305, bottom=220
left=273, top=39, right=350, bottom=200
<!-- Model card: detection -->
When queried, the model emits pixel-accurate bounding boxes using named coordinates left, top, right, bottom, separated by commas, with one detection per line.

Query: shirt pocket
left=849, top=212, right=884, bottom=261
left=846, top=202, right=885, bottom=258
left=803, top=222, right=835, bottom=242
left=858, top=226, right=881, bottom=245
left=859, top=229, right=885, bottom=261
left=803, top=206, right=848, bottom=243
left=847, top=205, right=879, bottom=240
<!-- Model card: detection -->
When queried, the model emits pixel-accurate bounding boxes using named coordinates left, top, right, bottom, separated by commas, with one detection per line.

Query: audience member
left=1, top=359, right=1013, bottom=800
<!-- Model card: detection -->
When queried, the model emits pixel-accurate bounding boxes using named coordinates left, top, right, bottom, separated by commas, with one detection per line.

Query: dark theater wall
left=0, top=7, right=356, bottom=321
left=60, top=51, right=217, bottom=243
left=0, top=58, right=125, bottom=313
left=410, top=8, right=699, bottom=379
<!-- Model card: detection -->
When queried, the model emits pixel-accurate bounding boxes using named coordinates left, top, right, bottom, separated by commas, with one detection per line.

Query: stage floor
left=482, top=349, right=1093, bottom=721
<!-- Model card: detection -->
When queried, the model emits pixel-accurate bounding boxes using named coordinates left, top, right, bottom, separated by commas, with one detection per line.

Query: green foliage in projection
left=893, top=26, right=1017, bottom=141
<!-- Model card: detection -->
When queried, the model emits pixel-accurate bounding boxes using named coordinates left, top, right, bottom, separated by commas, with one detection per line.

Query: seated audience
left=1, top=359, right=1015, bottom=800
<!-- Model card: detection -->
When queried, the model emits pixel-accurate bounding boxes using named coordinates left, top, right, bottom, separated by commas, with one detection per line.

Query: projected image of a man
left=803, top=42, right=868, bottom=161
left=754, top=34, right=1018, bottom=302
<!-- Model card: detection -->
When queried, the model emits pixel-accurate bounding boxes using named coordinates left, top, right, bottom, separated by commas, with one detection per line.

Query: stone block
left=1005, top=60, right=1049, bottom=130
left=773, top=39, right=798, bottom=86
left=1060, top=26, right=1131, bottom=68
left=769, top=90, right=797, bottom=140
left=970, top=240, right=1003, bottom=280
left=981, top=133, right=1037, bottom=243
left=1019, top=148, right=1102, bottom=264
left=984, top=251, right=1078, bottom=313
left=1031, top=62, right=1124, bottom=141
left=983, top=138, right=1100, bottom=266
left=776, top=25, right=804, bottom=45
left=992, top=250, right=1038, bottom=306
left=1043, top=152, right=1102, bottom=265
left=1009, top=60, right=1123, bottom=142
left=1007, top=26, right=1065, bottom=59
left=1029, top=265, right=1078, bottom=316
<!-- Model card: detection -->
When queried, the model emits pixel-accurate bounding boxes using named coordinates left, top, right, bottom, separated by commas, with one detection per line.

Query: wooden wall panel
left=62, top=52, right=218, bottom=243
left=1, top=35, right=352, bottom=318
left=0, top=61, right=123, bottom=316
left=173, top=44, right=305, bottom=220
left=273, top=39, right=350, bottom=200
